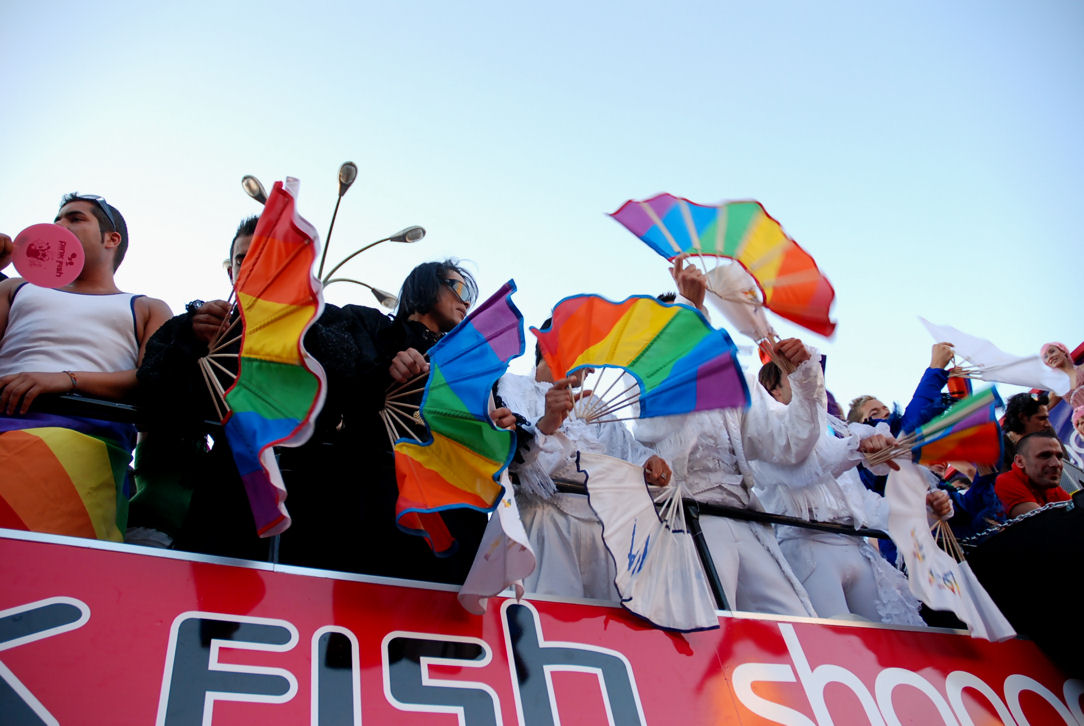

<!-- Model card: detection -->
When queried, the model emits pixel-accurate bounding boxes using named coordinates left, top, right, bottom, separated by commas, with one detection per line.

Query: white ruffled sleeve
left=498, top=373, right=564, bottom=498
left=843, top=419, right=897, bottom=477
left=742, top=350, right=826, bottom=466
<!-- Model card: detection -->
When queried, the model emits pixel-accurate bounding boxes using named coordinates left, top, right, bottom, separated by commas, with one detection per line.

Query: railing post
left=683, top=500, right=729, bottom=611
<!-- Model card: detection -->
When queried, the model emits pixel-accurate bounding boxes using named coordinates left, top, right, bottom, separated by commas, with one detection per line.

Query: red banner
left=0, top=530, right=1077, bottom=725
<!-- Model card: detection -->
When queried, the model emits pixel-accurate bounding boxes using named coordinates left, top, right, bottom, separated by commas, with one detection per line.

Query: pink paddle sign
left=12, top=223, right=85, bottom=288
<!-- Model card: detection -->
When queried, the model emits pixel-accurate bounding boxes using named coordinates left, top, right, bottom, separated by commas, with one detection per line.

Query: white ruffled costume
left=498, top=373, right=658, bottom=600
left=634, top=354, right=824, bottom=617
left=751, top=414, right=925, bottom=625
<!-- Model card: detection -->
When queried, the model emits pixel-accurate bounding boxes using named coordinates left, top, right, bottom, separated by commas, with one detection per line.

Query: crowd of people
left=0, top=193, right=1080, bottom=630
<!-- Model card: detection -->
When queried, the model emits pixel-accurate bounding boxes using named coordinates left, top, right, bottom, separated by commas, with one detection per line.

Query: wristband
left=62, top=370, right=78, bottom=392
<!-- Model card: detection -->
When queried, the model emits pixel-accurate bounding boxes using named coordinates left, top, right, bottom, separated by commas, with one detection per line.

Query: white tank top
left=0, top=284, right=142, bottom=376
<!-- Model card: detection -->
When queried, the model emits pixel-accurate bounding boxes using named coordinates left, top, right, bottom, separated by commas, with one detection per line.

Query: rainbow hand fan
left=200, top=177, right=327, bottom=537
left=532, top=294, right=749, bottom=423
left=610, top=194, right=836, bottom=338
left=866, top=387, right=1004, bottom=467
left=392, top=281, right=525, bottom=555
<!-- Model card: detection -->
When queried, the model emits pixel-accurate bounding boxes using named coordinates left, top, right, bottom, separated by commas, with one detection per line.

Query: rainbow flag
left=610, top=194, right=836, bottom=337
left=911, top=387, right=1003, bottom=465
left=393, top=281, right=524, bottom=555
left=531, top=294, right=749, bottom=418
left=224, top=178, right=326, bottom=537
left=0, top=412, right=133, bottom=541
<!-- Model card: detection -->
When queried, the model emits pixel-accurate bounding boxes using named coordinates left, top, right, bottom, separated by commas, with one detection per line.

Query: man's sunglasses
left=68, top=193, right=118, bottom=232
left=441, top=277, right=475, bottom=307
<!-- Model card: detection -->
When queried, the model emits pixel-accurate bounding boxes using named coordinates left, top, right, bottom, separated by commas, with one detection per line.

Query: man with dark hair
left=183, top=215, right=259, bottom=348
left=0, top=193, right=171, bottom=542
left=999, top=392, right=1053, bottom=471
left=137, top=213, right=375, bottom=558
left=995, top=430, right=1069, bottom=518
left=229, top=215, right=259, bottom=270
left=60, top=191, right=130, bottom=270
left=133, top=214, right=272, bottom=553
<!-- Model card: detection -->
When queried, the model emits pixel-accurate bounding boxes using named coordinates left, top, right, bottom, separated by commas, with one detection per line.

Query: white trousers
left=518, top=492, right=619, bottom=601
left=778, top=531, right=923, bottom=625
left=700, top=516, right=816, bottom=617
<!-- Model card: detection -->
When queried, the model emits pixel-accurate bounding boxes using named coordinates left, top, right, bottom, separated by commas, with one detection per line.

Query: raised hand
left=538, top=376, right=579, bottom=435
left=191, top=300, right=231, bottom=346
left=670, top=253, right=707, bottom=309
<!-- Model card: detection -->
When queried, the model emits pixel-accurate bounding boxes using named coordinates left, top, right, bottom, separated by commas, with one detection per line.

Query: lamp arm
left=320, top=237, right=390, bottom=284
left=323, top=277, right=375, bottom=291
left=317, top=195, right=344, bottom=279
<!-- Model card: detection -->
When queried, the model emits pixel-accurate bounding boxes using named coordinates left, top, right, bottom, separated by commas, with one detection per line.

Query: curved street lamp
left=241, top=165, right=417, bottom=312
left=320, top=225, right=425, bottom=285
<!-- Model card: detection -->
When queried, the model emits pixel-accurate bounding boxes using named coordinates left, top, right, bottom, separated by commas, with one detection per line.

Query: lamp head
left=337, top=161, right=358, bottom=198
left=372, top=287, right=398, bottom=309
left=390, top=225, right=425, bottom=244
left=241, top=175, right=268, bottom=205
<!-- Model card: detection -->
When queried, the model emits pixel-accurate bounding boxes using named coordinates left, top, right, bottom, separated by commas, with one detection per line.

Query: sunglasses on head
left=69, top=193, right=118, bottom=233
left=441, top=277, right=475, bottom=307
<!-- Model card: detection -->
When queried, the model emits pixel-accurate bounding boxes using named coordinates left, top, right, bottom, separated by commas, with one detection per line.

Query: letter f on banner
left=156, top=612, right=299, bottom=726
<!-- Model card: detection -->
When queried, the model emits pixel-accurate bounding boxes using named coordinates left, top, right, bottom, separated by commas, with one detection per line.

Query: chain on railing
left=957, top=500, right=1074, bottom=549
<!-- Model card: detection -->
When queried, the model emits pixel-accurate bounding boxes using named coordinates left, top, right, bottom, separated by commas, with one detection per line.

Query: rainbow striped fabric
left=532, top=294, right=749, bottom=418
left=224, top=178, right=326, bottom=537
left=611, top=194, right=837, bottom=337
left=393, top=281, right=524, bottom=555
left=911, top=387, right=1003, bottom=465
left=0, top=412, right=133, bottom=541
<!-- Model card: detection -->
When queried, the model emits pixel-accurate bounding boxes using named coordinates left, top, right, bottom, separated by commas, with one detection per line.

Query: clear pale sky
left=1, top=0, right=1080, bottom=410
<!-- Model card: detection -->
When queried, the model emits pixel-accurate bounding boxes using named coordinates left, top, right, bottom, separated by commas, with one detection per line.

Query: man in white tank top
left=0, top=193, right=171, bottom=542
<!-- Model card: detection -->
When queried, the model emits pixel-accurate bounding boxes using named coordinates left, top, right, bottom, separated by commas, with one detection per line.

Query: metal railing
left=33, top=393, right=893, bottom=612
left=553, top=478, right=890, bottom=611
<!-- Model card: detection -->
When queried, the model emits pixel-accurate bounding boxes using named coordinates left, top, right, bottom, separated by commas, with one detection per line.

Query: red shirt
left=995, top=463, right=1070, bottom=515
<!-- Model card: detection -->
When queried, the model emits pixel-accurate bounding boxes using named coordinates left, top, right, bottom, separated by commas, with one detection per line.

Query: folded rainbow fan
left=392, top=280, right=525, bottom=554
left=865, top=387, right=1004, bottom=467
left=200, top=178, right=327, bottom=537
left=610, top=193, right=837, bottom=338
left=532, top=294, right=749, bottom=422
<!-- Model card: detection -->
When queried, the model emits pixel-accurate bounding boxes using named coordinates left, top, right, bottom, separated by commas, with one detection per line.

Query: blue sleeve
left=899, top=367, right=949, bottom=434
left=857, top=464, right=887, bottom=496
left=940, top=482, right=975, bottom=535
left=959, top=472, right=1005, bottom=529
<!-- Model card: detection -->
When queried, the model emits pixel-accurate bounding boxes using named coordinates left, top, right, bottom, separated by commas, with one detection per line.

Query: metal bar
left=692, top=500, right=891, bottom=540
left=684, top=499, right=729, bottom=611
left=552, top=478, right=889, bottom=540
left=33, top=393, right=223, bottom=430
left=33, top=393, right=141, bottom=423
